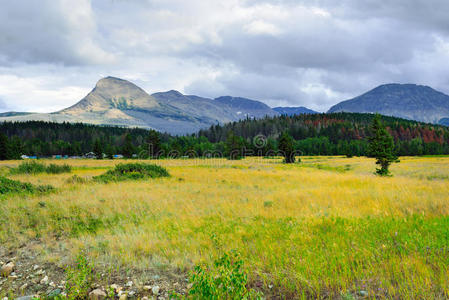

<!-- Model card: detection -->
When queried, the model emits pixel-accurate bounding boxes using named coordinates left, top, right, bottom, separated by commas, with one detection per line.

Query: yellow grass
left=1, top=156, right=449, bottom=298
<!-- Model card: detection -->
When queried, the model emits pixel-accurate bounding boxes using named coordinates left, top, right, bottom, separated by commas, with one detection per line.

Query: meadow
left=1, top=156, right=449, bottom=299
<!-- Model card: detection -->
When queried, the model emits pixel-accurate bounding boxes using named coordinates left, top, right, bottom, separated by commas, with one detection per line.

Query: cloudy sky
left=1, top=0, right=449, bottom=113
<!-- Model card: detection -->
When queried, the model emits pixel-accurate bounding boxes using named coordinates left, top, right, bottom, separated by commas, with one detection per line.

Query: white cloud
left=1, top=0, right=449, bottom=113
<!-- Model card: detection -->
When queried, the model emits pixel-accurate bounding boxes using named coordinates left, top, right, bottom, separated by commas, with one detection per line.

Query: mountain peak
left=328, top=83, right=449, bottom=123
left=61, top=76, right=159, bottom=114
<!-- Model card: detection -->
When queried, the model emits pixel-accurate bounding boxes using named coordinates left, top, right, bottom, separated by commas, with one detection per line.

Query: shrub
left=11, top=161, right=46, bottom=174
left=176, top=250, right=261, bottom=299
left=0, top=176, right=54, bottom=195
left=93, top=163, right=170, bottom=183
left=65, top=253, right=94, bottom=299
left=46, top=163, right=72, bottom=174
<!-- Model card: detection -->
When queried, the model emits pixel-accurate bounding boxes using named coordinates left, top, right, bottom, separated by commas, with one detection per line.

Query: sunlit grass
left=0, top=156, right=448, bottom=298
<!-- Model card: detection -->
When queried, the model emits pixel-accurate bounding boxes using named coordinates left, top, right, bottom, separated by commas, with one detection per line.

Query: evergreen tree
left=93, top=139, right=103, bottom=160
left=147, top=129, right=162, bottom=158
left=225, top=131, right=244, bottom=160
left=367, top=114, right=398, bottom=176
left=105, top=145, right=114, bottom=159
left=122, top=134, right=135, bottom=158
left=0, top=133, right=10, bottom=160
left=278, top=131, right=296, bottom=163
left=9, top=136, right=23, bottom=160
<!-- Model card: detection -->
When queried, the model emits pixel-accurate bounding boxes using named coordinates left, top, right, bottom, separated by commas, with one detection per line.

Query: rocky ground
left=0, top=244, right=189, bottom=300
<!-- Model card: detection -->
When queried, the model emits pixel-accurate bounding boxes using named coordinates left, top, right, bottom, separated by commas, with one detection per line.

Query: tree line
left=1, top=112, right=449, bottom=160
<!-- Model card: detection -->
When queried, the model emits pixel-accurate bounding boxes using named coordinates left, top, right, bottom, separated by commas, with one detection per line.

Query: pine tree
left=105, top=145, right=114, bottom=159
left=122, top=134, right=135, bottom=158
left=225, top=131, right=244, bottom=160
left=278, top=131, right=296, bottom=163
left=147, top=130, right=162, bottom=158
left=93, top=139, right=103, bottom=160
left=9, top=136, right=23, bottom=160
left=367, top=114, right=398, bottom=176
left=0, top=133, right=9, bottom=160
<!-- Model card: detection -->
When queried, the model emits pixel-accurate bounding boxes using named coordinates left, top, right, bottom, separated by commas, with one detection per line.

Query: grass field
left=1, top=156, right=449, bottom=299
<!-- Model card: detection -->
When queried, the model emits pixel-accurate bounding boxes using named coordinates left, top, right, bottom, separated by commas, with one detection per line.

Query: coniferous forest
left=1, top=112, right=449, bottom=160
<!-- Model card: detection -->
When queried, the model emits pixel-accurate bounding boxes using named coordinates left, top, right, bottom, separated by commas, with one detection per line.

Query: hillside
left=328, top=84, right=449, bottom=123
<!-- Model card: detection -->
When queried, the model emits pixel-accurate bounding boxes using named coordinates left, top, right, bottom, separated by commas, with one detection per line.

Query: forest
left=1, top=112, right=449, bottom=160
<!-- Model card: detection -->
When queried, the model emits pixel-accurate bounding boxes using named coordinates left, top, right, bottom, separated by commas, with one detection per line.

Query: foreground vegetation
left=0, top=156, right=448, bottom=298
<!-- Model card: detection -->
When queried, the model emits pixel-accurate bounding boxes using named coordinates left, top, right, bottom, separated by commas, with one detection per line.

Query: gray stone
left=88, top=289, right=107, bottom=300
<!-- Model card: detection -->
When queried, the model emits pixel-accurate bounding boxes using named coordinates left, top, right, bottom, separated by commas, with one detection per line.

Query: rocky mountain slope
left=328, top=84, right=449, bottom=124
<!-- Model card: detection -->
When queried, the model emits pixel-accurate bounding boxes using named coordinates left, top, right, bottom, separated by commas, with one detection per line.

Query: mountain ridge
left=328, top=83, right=449, bottom=124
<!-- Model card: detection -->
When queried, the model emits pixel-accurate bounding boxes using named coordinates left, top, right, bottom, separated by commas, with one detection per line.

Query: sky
left=1, top=0, right=449, bottom=113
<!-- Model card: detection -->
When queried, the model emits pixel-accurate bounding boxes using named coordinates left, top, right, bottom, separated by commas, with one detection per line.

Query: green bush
left=0, top=176, right=54, bottom=195
left=46, top=163, right=72, bottom=174
left=11, top=161, right=72, bottom=174
left=177, top=250, right=261, bottom=299
left=11, top=161, right=46, bottom=174
left=65, top=253, right=94, bottom=299
left=93, top=163, right=170, bottom=183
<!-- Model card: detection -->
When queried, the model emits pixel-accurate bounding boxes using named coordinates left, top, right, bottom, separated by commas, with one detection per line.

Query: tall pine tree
left=367, top=114, right=398, bottom=176
left=147, top=130, right=162, bottom=158
left=278, top=131, right=296, bottom=163
left=0, top=133, right=10, bottom=160
left=93, top=139, right=103, bottom=160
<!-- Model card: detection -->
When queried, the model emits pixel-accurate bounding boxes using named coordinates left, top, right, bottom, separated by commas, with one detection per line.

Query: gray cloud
left=1, top=0, right=449, bottom=112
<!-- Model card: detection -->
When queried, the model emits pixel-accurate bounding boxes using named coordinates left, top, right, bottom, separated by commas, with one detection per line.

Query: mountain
left=151, top=90, right=237, bottom=124
left=328, top=84, right=449, bottom=124
left=0, top=112, right=34, bottom=117
left=0, top=77, right=284, bottom=134
left=273, top=106, right=318, bottom=116
left=215, top=96, right=279, bottom=118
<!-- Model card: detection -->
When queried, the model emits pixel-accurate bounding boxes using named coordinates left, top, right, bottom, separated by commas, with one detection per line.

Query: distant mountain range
left=1, top=78, right=448, bottom=134
left=0, top=77, right=316, bottom=134
left=328, top=84, right=449, bottom=125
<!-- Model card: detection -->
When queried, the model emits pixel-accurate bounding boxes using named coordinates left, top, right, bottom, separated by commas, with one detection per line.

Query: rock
left=40, top=275, right=49, bottom=284
left=119, top=294, right=127, bottom=300
left=0, top=262, right=14, bottom=277
left=20, top=283, right=28, bottom=290
left=89, top=288, right=107, bottom=300
left=152, top=285, right=160, bottom=295
left=128, top=291, right=136, bottom=297
left=16, top=297, right=34, bottom=300
left=35, top=269, right=45, bottom=275
left=143, top=285, right=152, bottom=291
left=126, top=281, right=133, bottom=287
left=359, top=290, right=368, bottom=297
left=47, top=289, right=62, bottom=298
left=33, top=265, right=39, bottom=270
